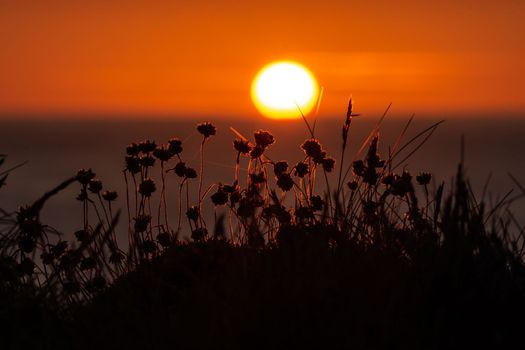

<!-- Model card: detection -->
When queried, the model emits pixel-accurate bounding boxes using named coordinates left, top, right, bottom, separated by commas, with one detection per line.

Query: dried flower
left=138, top=179, right=156, bottom=197
left=142, top=240, right=157, bottom=254
left=157, top=231, right=172, bottom=248
left=153, top=146, right=173, bottom=162
left=249, top=145, right=265, bottom=159
left=138, top=140, right=157, bottom=153
left=101, top=190, right=118, bottom=201
left=294, top=162, right=309, bottom=178
left=197, top=122, right=216, bottom=138
left=301, top=139, right=323, bottom=159
left=184, top=167, right=198, bottom=179
left=352, top=160, right=365, bottom=176
left=126, top=142, right=140, bottom=156
left=168, top=138, right=183, bottom=155
left=191, top=227, right=208, bottom=241
left=134, top=215, right=151, bottom=233
left=273, top=161, right=288, bottom=176
left=347, top=180, right=358, bottom=191
left=233, top=139, right=252, bottom=154
left=322, top=157, right=335, bottom=172
left=276, top=173, right=294, bottom=191
left=76, top=188, right=88, bottom=201
left=125, top=156, right=141, bottom=174
left=254, top=130, right=275, bottom=148
left=88, top=179, right=103, bottom=194
left=211, top=188, right=228, bottom=206
left=416, top=172, right=432, bottom=185
left=186, top=205, right=200, bottom=221
left=250, top=172, right=266, bottom=184
left=310, top=195, right=325, bottom=211
left=18, top=236, right=35, bottom=253
left=76, top=168, right=96, bottom=185
left=139, top=155, right=155, bottom=168
left=174, top=162, right=187, bottom=177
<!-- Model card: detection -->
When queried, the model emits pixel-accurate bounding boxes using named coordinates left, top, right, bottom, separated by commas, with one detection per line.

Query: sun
left=251, top=61, right=319, bottom=120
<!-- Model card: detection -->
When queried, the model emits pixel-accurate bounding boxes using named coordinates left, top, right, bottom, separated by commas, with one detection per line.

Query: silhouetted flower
left=134, top=215, right=151, bottom=233
left=301, top=139, right=323, bottom=159
left=138, top=140, right=156, bottom=153
left=310, top=195, right=324, bottom=211
left=347, top=180, right=358, bottom=191
left=174, top=162, right=187, bottom=177
left=416, top=172, right=432, bottom=185
left=352, top=160, right=365, bottom=176
left=153, top=145, right=173, bottom=162
left=186, top=205, right=200, bottom=221
left=313, top=151, right=327, bottom=164
left=157, top=231, right=172, bottom=248
left=52, top=241, right=68, bottom=258
left=138, top=179, right=156, bottom=197
left=295, top=206, right=313, bottom=220
left=211, top=188, right=228, bottom=206
left=322, top=157, right=335, bottom=172
left=76, top=168, right=95, bottom=185
left=168, top=138, right=183, bottom=155
left=254, top=130, right=275, bottom=148
left=125, top=156, right=141, bottom=174
left=102, top=190, right=118, bottom=201
left=249, top=145, right=264, bottom=159
left=277, top=173, right=294, bottom=191
left=184, top=167, right=198, bottom=179
left=250, top=172, right=265, bottom=184
left=191, top=227, right=208, bottom=241
left=139, top=155, right=155, bottom=168
left=233, top=139, right=252, bottom=154
left=223, top=181, right=238, bottom=193
left=197, top=122, right=216, bottom=138
left=294, top=162, right=309, bottom=178
left=88, top=179, right=102, bottom=193
left=126, top=142, right=140, bottom=156
left=273, top=161, right=288, bottom=176
left=382, top=173, right=396, bottom=186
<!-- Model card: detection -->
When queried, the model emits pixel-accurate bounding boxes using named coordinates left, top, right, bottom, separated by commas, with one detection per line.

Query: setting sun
left=251, top=61, right=319, bottom=119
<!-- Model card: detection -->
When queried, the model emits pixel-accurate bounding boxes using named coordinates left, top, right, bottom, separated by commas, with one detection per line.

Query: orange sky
left=1, top=0, right=524, bottom=118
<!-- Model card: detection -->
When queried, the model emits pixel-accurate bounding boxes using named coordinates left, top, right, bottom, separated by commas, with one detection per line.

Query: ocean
left=1, top=116, right=524, bottom=236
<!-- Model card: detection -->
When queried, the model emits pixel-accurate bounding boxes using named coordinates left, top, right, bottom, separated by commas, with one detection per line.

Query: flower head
left=197, top=122, right=216, bottom=138
left=168, top=138, right=183, bottom=155
left=301, top=139, right=323, bottom=159
left=254, top=130, right=275, bottom=148
left=233, top=139, right=252, bottom=154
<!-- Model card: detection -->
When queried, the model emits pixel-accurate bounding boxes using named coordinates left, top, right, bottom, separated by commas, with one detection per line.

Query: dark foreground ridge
left=1, top=102, right=525, bottom=349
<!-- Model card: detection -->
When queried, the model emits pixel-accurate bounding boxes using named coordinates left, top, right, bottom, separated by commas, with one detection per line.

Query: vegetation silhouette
left=1, top=101, right=525, bottom=349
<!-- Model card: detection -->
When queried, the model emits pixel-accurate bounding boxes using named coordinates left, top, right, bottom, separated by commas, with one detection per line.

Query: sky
left=1, top=0, right=524, bottom=118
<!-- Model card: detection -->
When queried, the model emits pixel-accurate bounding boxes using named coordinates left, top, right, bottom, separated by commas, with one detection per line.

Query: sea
left=1, top=115, right=524, bottom=236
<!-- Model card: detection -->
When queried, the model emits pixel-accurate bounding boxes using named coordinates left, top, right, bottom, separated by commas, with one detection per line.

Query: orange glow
left=0, top=1, right=524, bottom=118
left=251, top=61, right=318, bottom=119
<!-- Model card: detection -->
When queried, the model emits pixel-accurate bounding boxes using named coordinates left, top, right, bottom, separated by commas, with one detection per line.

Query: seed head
left=233, top=139, right=252, bottom=154
left=273, top=161, right=288, bottom=176
left=88, top=179, right=103, bottom=194
left=249, top=145, right=265, bottom=159
left=184, top=167, right=198, bottom=179
left=168, top=138, right=183, bottom=155
left=301, top=139, right=323, bottom=159
left=138, top=140, right=157, bottom=153
left=139, top=155, right=155, bottom=168
left=153, top=146, right=173, bottom=162
left=134, top=215, right=151, bottom=233
left=138, top=179, right=156, bottom=197
left=254, top=130, right=275, bottom=149
left=174, top=162, right=187, bottom=177
left=211, top=188, right=229, bottom=206
left=322, top=157, right=336, bottom=172
left=416, top=172, right=432, bottom=185
left=197, top=122, right=216, bottom=138
left=76, top=168, right=96, bottom=185
left=102, top=190, right=118, bottom=201
left=186, top=205, right=200, bottom=221
left=294, top=162, right=309, bottom=178
left=276, top=173, right=294, bottom=191
left=126, top=142, right=140, bottom=156
left=125, top=156, right=141, bottom=174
